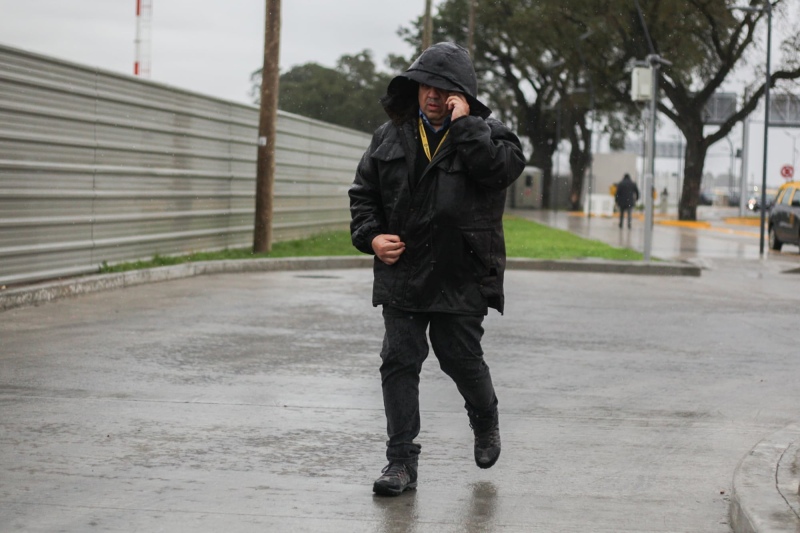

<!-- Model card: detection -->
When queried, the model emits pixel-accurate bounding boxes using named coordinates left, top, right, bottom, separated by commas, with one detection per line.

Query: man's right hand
left=372, top=234, right=405, bottom=265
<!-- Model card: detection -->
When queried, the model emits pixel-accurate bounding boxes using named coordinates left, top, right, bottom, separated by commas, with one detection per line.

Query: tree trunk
left=568, top=151, right=590, bottom=211
left=567, top=119, right=591, bottom=211
left=678, top=125, right=707, bottom=221
left=525, top=108, right=556, bottom=209
left=529, top=145, right=554, bottom=209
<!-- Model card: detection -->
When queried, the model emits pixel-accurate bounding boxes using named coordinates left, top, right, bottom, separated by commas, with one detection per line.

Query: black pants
left=619, top=206, right=633, bottom=227
left=379, top=306, right=498, bottom=463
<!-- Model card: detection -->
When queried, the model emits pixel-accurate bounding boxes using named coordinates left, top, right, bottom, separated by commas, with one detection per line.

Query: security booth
left=508, top=166, right=543, bottom=209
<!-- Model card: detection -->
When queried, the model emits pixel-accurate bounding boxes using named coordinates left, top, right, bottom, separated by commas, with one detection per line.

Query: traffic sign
left=781, top=165, right=794, bottom=179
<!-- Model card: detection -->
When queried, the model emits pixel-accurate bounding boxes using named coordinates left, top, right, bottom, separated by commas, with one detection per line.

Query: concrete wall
left=0, top=44, right=371, bottom=286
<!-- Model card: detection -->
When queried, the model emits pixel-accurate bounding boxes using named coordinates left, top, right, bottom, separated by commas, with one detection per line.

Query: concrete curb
left=0, top=255, right=701, bottom=313
left=506, top=257, right=702, bottom=277
left=0, top=256, right=372, bottom=313
left=730, top=423, right=800, bottom=533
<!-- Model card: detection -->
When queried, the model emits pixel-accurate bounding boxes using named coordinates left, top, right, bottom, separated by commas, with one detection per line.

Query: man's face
left=418, top=83, right=452, bottom=127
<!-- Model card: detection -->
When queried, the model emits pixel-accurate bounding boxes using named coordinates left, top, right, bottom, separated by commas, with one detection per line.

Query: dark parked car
left=768, top=181, right=800, bottom=251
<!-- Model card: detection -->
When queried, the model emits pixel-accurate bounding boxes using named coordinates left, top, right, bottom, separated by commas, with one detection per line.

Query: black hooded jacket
left=615, top=175, right=640, bottom=209
left=349, top=43, right=526, bottom=314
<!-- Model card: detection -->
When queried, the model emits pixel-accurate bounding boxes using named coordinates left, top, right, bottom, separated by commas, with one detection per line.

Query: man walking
left=349, top=42, right=525, bottom=496
left=615, top=173, right=640, bottom=228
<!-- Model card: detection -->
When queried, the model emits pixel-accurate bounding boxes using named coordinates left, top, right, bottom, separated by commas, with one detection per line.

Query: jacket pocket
left=462, top=228, right=495, bottom=276
left=462, top=228, right=503, bottom=308
left=372, top=256, right=397, bottom=303
left=433, top=155, right=473, bottom=224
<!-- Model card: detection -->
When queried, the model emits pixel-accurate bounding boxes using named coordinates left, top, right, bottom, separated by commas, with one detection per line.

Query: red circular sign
left=781, top=165, right=794, bottom=179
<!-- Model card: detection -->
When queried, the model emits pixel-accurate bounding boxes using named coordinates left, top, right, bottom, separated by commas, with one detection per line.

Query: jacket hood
left=381, top=42, right=491, bottom=123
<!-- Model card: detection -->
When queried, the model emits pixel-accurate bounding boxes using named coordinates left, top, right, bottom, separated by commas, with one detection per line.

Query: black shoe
left=471, top=418, right=501, bottom=469
left=373, top=461, right=417, bottom=496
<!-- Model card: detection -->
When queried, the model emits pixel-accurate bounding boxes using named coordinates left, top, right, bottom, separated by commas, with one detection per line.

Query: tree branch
left=705, top=66, right=800, bottom=147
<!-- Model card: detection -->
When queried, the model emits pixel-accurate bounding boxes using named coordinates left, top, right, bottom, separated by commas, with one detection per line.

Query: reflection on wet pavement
left=462, top=481, right=498, bottom=532
left=370, top=480, right=499, bottom=533
left=372, top=490, right=419, bottom=533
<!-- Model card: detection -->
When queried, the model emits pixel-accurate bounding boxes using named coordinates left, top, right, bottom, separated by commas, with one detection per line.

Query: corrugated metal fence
left=0, top=44, right=371, bottom=286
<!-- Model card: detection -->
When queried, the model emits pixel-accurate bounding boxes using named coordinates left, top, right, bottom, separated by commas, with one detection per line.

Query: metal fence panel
left=0, top=44, right=371, bottom=286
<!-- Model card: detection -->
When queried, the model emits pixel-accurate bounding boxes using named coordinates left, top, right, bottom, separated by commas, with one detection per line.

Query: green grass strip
left=99, top=231, right=357, bottom=273
left=503, top=215, right=643, bottom=260
left=99, top=215, right=641, bottom=274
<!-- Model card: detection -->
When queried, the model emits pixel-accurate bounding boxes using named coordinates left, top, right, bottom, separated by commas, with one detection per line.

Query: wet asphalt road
left=1, top=253, right=799, bottom=531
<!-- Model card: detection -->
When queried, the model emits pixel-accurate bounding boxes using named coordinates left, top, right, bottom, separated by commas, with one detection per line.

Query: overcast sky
left=1, top=0, right=797, bottom=186
left=0, top=0, right=430, bottom=104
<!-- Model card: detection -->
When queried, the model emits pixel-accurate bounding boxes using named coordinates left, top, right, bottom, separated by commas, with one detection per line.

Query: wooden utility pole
left=422, top=0, right=433, bottom=49
left=253, top=0, right=281, bottom=253
left=467, top=0, right=477, bottom=56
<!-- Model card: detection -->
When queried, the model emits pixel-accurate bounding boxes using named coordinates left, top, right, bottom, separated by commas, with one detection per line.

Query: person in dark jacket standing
left=614, top=173, right=640, bottom=229
left=349, top=42, right=526, bottom=496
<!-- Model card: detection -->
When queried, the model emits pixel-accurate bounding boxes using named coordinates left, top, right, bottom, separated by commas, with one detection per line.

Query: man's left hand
left=446, top=94, right=470, bottom=121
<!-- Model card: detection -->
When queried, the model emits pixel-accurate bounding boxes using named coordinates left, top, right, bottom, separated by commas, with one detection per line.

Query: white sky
left=0, top=0, right=797, bottom=186
left=0, top=0, right=429, bottom=103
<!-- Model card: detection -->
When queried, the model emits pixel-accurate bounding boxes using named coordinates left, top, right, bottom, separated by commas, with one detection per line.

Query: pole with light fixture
left=643, top=54, right=672, bottom=262
left=632, top=0, right=671, bottom=262
left=734, top=1, right=772, bottom=255
left=759, top=0, right=772, bottom=256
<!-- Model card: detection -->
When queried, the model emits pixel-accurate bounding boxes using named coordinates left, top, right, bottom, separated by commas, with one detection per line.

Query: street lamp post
left=759, top=0, right=772, bottom=257
left=740, top=114, right=750, bottom=217
left=643, top=54, right=672, bottom=262
left=632, top=0, right=670, bottom=261
left=736, top=1, right=772, bottom=256
left=644, top=57, right=658, bottom=261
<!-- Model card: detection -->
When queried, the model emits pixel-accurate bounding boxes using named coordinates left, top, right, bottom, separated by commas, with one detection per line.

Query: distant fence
left=0, top=44, right=371, bottom=286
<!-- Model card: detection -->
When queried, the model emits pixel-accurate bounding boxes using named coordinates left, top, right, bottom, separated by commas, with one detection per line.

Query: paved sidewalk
left=522, top=207, right=800, bottom=533
left=1, top=256, right=799, bottom=531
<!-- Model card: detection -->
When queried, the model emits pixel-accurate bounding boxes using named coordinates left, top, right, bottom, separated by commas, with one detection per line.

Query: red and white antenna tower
left=134, top=0, right=153, bottom=77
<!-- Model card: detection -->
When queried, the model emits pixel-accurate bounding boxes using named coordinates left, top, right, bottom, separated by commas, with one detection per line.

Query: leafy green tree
left=405, top=0, right=800, bottom=217
left=539, top=0, right=800, bottom=220
left=401, top=0, right=603, bottom=209
left=251, top=50, right=392, bottom=134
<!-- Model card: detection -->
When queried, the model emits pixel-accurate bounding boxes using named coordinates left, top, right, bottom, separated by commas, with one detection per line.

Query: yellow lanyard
left=418, top=117, right=450, bottom=162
